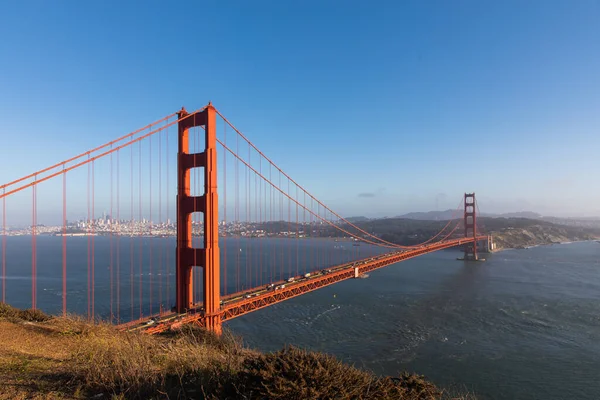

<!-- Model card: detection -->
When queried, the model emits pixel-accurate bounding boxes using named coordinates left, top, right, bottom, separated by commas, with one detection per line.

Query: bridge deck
left=123, top=236, right=488, bottom=334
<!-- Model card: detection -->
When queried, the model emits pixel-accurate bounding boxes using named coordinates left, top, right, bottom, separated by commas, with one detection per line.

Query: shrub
left=219, top=346, right=441, bottom=400
left=0, top=303, right=51, bottom=322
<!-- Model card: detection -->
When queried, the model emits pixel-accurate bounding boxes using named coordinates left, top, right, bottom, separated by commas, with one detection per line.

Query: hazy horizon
left=1, top=200, right=598, bottom=229
left=1, top=1, right=599, bottom=224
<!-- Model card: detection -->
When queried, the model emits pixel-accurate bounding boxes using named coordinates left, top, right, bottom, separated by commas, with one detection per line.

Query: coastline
left=490, top=238, right=599, bottom=253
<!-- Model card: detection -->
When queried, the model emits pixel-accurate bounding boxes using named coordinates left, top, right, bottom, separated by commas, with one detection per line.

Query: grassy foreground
left=0, top=304, right=473, bottom=399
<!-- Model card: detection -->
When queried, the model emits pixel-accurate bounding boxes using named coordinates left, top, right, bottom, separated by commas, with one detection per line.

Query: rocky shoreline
left=489, top=224, right=600, bottom=252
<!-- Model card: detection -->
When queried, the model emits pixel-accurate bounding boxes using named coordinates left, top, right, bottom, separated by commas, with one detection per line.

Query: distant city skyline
left=3, top=200, right=598, bottom=230
left=1, top=1, right=599, bottom=221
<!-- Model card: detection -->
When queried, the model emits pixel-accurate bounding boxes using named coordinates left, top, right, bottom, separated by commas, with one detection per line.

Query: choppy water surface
left=227, top=241, right=600, bottom=400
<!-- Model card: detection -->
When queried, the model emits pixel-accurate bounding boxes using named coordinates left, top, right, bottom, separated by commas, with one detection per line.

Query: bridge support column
left=176, top=103, right=221, bottom=334
left=463, top=193, right=478, bottom=261
left=487, top=235, right=494, bottom=252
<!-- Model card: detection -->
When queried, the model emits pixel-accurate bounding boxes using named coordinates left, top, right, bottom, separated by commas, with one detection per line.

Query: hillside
left=254, top=216, right=600, bottom=250
left=395, top=210, right=544, bottom=221
left=326, top=217, right=600, bottom=250
left=481, top=218, right=600, bottom=251
left=0, top=304, right=472, bottom=400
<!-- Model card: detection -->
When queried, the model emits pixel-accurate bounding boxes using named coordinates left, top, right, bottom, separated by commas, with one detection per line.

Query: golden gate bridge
left=0, top=103, right=489, bottom=334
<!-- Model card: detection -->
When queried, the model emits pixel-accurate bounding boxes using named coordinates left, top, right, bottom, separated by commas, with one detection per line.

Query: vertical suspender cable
left=116, top=149, right=121, bottom=322
left=1, top=188, right=5, bottom=304
left=165, top=124, right=170, bottom=308
left=62, top=169, right=67, bottom=316
left=138, top=140, right=143, bottom=319
left=31, top=177, right=37, bottom=309
left=91, top=160, right=95, bottom=319
left=158, top=124, right=163, bottom=313
left=149, top=134, right=153, bottom=315
left=223, top=122, right=227, bottom=295
left=110, top=148, right=114, bottom=321
left=130, top=144, right=134, bottom=321
left=87, top=158, right=91, bottom=318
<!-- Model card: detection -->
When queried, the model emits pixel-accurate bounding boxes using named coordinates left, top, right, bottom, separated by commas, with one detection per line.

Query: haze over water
left=2, top=238, right=599, bottom=399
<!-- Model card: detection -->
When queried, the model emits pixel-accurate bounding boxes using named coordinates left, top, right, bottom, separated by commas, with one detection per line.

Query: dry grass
left=0, top=307, right=76, bottom=399
left=0, top=304, right=476, bottom=399
left=0, top=302, right=51, bottom=323
left=71, top=323, right=251, bottom=398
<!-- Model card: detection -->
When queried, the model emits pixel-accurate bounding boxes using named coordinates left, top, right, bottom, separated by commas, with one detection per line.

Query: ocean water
left=227, top=241, right=600, bottom=400
left=1, top=237, right=599, bottom=399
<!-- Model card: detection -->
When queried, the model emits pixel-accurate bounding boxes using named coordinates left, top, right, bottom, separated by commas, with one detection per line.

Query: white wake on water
left=309, top=305, right=341, bottom=325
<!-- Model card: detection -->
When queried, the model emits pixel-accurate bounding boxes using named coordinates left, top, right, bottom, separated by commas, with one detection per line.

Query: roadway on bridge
left=124, top=236, right=487, bottom=334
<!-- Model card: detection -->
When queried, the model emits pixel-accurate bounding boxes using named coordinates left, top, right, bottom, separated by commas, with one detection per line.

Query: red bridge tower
left=463, top=193, right=478, bottom=261
left=176, top=104, right=221, bottom=334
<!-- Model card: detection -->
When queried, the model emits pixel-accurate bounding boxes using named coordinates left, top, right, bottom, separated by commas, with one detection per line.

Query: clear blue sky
left=1, top=0, right=599, bottom=222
